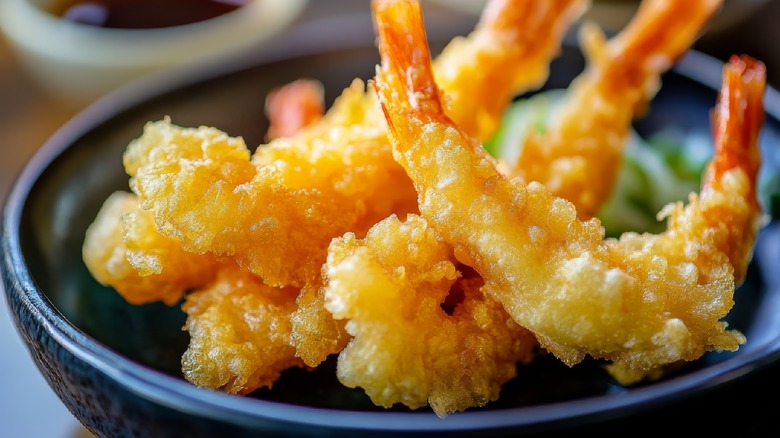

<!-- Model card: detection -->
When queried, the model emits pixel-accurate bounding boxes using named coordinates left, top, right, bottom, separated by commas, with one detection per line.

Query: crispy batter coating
left=375, top=0, right=765, bottom=384
left=284, top=0, right=584, bottom=365
left=510, top=0, right=723, bottom=218
left=181, top=265, right=305, bottom=395
left=432, top=0, right=587, bottom=142
left=82, top=191, right=221, bottom=305
left=80, top=0, right=765, bottom=414
left=290, top=282, right=351, bottom=367
left=118, top=0, right=584, bottom=368
left=124, top=116, right=375, bottom=289
left=252, top=80, right=418, bottom=239
left=256, top=80, right=410, bottom=364
left=120, top=0, right=585, bottom=290
left=120, top=76, right=407, bottom=368
left=324, top=214, right=537, bottom=417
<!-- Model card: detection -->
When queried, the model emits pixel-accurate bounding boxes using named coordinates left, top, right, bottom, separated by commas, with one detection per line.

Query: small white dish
left=0, top=0, right=308, bottom=105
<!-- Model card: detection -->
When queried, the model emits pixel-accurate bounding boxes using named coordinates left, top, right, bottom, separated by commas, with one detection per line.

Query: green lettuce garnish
left=485, top=89, right=778, bottom=236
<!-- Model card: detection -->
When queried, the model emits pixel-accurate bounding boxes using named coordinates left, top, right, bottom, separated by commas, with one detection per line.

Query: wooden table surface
left=1, top=1, right=778, bottom=437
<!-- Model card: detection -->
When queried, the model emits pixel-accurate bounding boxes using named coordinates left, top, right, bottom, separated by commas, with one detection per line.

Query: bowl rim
left=0, top=0, right=310, bottom=103
left=3, top=18, right=780, bottom=432
left=0, top=0, right=310, bottom=44
left=0, top=0, right=311, bottom=69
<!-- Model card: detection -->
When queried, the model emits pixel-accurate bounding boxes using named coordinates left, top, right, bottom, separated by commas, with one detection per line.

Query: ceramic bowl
left=0, top=0, right=307, bottom=105
left=3, top=15, right=780, bottom=438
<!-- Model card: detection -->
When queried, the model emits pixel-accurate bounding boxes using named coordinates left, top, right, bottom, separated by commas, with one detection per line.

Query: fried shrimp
left=181, top=265, right=305, bottom=395
left=374, top=0, right=766, bottom=385
left=111, top=0, right=585, bottom=367
left=125, top=110, right=403, bottom=290
left=122, top=0, right=585, bottom=288
left=509, top=0, right=723, bottom=218
left=82, top=191, right=222, bottom=305
left=431, top=0, right=587, bottom=142
left=324, top=214, right=537, bottom=417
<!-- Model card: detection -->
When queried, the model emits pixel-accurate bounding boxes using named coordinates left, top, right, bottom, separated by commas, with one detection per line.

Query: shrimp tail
left=705, top=54, right=766, bottom=200
left=373, top=0, right=448, bottom=131
left=695, top=54, right=767, bottom=283
left=511, top=0, right=724, bottom=218
left=264, top=79, right=325, bottom=141
left=374, top=0, right=769, bottom=381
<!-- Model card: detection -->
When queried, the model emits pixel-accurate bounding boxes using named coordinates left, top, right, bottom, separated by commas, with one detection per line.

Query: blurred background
left=1, top=1, right=778, bottom=436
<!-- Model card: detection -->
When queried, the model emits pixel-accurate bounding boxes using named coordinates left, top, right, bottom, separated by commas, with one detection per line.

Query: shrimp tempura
left=82, top=191, right=222, bottom=306
left=181, top=265, right=305, bottom=395
left=87, top=0, right=585, bottom=300
left=374, top=0, right=767, bottom=384
left=433, top=0, right=588, bottom=142
left=510, top=0, right=723, bottom=218
left=324, top=214, right=537, bottom=417
left=84, top=0, right=586, bottom=370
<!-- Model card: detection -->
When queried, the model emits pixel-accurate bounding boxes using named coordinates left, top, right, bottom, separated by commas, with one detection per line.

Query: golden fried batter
left=324, top=214, right=537, bottom=417
left=510, top=0, right=723, bottom=218
left=290, top=282, right=351, bottom=367
left=431, top=0, right=587, bottom=142
left=100, top=0, right=585, bottom=372
left=124, top=117, right=368, bottom=289
left=83, top=191, right=221, bottom=305
left=80, top=0, right=767, bottom=415
left=375, top=0, right=765, bottom=384
left=181, top=265, right=305, bottom=395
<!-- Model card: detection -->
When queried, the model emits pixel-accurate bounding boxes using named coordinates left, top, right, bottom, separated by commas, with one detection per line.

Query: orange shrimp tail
left=264, top=79, right=325, bottom=141
left=705, top=54, right=766, bottom=202
left=373, top=0, right=444, bottom=122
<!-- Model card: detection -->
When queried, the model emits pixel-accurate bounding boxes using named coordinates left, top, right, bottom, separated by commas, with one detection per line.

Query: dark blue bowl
left=3, top=18, right=780, bottom=437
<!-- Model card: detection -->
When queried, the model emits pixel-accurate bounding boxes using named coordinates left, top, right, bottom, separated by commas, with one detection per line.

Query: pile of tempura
left=82, top=0, right=769, bottom=418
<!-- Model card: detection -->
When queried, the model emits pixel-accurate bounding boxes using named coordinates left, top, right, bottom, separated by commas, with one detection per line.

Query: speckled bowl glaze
left=3, top=17, right=780, bottom=438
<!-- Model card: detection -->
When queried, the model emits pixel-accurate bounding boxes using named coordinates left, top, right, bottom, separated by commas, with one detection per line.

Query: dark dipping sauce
left=49, top=0, right=249, bottom=29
